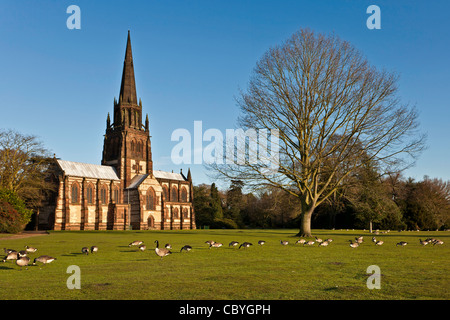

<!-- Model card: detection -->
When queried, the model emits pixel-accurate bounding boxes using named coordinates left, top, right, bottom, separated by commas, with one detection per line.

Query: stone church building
left=39, top=31, right=196, bottom=230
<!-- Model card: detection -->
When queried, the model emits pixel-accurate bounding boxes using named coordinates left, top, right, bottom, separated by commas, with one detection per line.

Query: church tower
left=102, top=31, right=153, bottom=190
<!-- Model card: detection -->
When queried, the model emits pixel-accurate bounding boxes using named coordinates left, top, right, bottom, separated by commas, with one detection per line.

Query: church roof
left=153, top=170, right=186, bottom=181
left=56, top=160, right=120, bottom=180
left=126, top=174, right=149, bottom=189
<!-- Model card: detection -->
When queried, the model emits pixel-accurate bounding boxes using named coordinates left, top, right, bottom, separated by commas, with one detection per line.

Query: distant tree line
left=194, top=173, right=450, bottom=231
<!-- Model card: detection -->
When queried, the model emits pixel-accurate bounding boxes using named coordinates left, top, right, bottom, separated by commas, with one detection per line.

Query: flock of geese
left=2, top=234, right=446, bottom=267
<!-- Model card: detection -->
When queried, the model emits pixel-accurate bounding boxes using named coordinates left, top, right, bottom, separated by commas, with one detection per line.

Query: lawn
left=0, top=229, right=448, bottom=300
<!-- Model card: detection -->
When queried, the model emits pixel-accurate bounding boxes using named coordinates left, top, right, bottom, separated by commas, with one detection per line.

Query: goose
left=139, top=244, right=146, bottom=251
left=372, top=237, right=377, bottom=243
left=32, top=255, right=56, bottom=266
left=349, top=240, right=359, bottom=248
left=25, top=246, right=37, bottom=253
left=205, top=240, right=215, bottom=246
left=82, top=247, right=89, bottom=255
left=315, top=237, right=323, bottom=243
left=396, top=241, right=408, bottom=246
left=280, top=240, right=289, bottom=246
left=2, top=251, right=19, bottom=262
left=295, top=239, right=306, bottom=245
left=229, top=241, right=239, bottom=247
left=16, top=256, right=30, bottom=270
left=129, top=241, right=143, bottom=247
left=419, top=239, right=429, bottom=246
left=375, top=240, right=384, bottom=246
left=239, top=242, right=253, bottom=249
left=325, top=238, right=333, bottom=243
left=303, top=240, right=315, bottom=246
left=3, top=248, right=16, bottom=254
left=154, top=240, right=171, bottom=259
left=258, top=240, right=266, bottom=246
left=90, top=246, right=98, bottom=254
left=180, top=245, right=192, bottom=252
left=209, top=242, right=223, bottom=249
left=318, top=241, right=329, bottom=247
left=355, top=236, right=364, bottom=244
left=18, top=250, right=27, bottom=257
left=432, top=239, right=444, bottom=246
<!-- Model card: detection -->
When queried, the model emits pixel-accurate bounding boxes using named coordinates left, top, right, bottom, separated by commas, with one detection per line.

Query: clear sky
left=1, top=0, right=449, bottom=188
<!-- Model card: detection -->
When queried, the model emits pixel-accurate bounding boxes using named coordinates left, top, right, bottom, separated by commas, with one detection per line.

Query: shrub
left=210, top=218, right=239, bottom=229
left=0, top=189, right=33, bottom=233
left=0, top=200, right=24, bottom=233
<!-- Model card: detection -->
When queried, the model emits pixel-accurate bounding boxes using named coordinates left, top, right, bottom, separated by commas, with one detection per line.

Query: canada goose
left=239, top=242, right=253, bottom=249
left=419, top=239, right=429, bottom=246
left=90, top=246, right=98, bottom=254
left=154, top=240, right=171, bottom=259
left=180, top=245, right=192, bottom=252
left=139, top=244, right=146, bottom=251
left=375, top=240, right=384, bottom=246
left=164, top=244, right=172, bottom=250
left=3, top=248, right=16, bottom=254
left=432, top=239, right=444, bottom=246
left=325, top=238, right=333, bottom=243
left=205, top=240, right=215, bottom=246
left=396, top=241, right=408, bottom=246
left=315, top=237, right=323, bottom=243
left=209, top=242, right=223, bottom=249
left=280, top=240, right=289, bottom=246
left=303, top=240, right=315, bottom=246
left=355, top=236, right=364, bottom=244
left=32, top=255, right=56, bottom=266
left=258, top=240, right=266, bottom=246
left=129, top=240, right=143, bottom=247
left=319, top=241, right=329, bottom=247
left=16, top=256, right=30, bottom=270
left=229, top=241, right=239, bottom=247
left=372, top=237, right=377, bottom=243
left=18, top=250, right=27, bottom=257
left=81, top=247, right=89, bottom=255
left=295, top=239, right=306, bottom=245
left=2, top=251, right=19, bottom=262
left=349, top=240, right=359, bottom=248
left=25, top=246, right=37, bottom=253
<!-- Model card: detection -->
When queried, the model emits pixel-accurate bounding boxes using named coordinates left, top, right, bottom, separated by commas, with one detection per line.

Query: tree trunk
left=369, top=220, right=373, bottom=233
left=296, top=206, right=314, bottom=237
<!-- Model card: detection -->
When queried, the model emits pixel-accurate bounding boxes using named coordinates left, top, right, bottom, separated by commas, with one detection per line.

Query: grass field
left=0, top=229, right=448, bottom=300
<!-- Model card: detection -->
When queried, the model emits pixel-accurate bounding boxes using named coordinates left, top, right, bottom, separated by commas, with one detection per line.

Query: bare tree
left=0, top=129, right=54, bottom=209
left=209, top=29, right=425, bottom=236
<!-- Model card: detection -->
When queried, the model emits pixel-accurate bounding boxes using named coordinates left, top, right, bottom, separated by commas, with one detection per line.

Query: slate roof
left=153, top=170, right=186, bottom=181
left=56, top=160, right=120, bottom=180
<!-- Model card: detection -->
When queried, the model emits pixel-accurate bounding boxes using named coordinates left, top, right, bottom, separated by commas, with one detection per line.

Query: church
left=38, top=31, right=196, bottom=231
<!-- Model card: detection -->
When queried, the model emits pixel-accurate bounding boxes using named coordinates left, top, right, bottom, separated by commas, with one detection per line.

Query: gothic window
left=71, top=183, right=79, bottom=204
left=146, top=187, right=156, bottom=210
left=182, top=208, right=189, bottom=219
left=100, top=187, right=108, bottom=204
left=171, top=186, right=178, bottom=202
left=162, top=185, right=169, bottom=202
left=131, top=140, right=135, bottom=152
left=113, top=187, right=119, bottom=203
left=86, top=184, right=94, bottom=204
left=173, top=207, right=179, bottom=219
left=180, top=187, right=188, bottom=202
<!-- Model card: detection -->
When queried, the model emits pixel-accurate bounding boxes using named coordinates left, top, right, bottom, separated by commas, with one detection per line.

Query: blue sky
left=1, top=0, right=449, bottom=187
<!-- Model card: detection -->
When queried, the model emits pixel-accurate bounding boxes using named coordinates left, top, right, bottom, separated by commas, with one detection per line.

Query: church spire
left=119, top=30, right=137, bottom=104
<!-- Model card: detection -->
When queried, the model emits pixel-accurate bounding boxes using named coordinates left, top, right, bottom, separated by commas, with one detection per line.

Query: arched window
left=71, top=183, right=79, bottom=204
left=86, top=184, right=94, bottom=204
left=182, top=208, right=189, bottom=219
left=131, top=140, right=135, bottom=152
left=112, top=186, right=119, bottom=203
left=146, top=188, right=156, bottom=210
left=173, top=207, right=179, bottom=219
left=180, top=187, right=188, bottom=202
left=171, top=186, right=178, bottom=202
left=162, top=185, right=169, bottom=202
left=100, top=186, right=108, bottom=204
